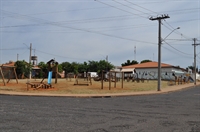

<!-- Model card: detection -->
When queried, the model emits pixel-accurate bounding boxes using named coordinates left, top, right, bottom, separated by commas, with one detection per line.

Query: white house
left=121, top=61, right=187, bottom=80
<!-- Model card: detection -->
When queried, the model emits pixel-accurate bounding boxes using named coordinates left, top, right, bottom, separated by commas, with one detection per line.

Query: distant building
left=121, top=61, right=187, bottom=80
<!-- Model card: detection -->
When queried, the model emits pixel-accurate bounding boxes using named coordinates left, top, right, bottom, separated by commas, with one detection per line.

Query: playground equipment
left=26, top=59, right=58, bottom=90
left=46, top=59, right=58, bottom=84
left=74, top=73, right=92, bottom=86
left=0, top=64, right=18, bottom=86
left=26, top=81, right=53, bottom=90
left=166, top=72, right=192, bottom=86
left=66, top=73, right=74, bottom=81
left=99, top=71, right=124, bottom=90
left=26, top=70, right=54, bottom=90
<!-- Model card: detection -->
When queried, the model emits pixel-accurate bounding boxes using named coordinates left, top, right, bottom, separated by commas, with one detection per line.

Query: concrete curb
left=0, top=83, right=199, bottom=98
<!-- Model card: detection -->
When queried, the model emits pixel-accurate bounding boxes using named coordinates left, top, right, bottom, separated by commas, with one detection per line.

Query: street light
left=157, top=27, right=180, bottom=91
left=162, top=27, right=180, bottom=41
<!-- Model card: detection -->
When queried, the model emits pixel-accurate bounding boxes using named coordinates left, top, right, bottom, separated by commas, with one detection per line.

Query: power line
left=111, top=0, right=199, bottom=41
left=95, top=0, right=147, bottom=19
left=123, top=0, right=158, bottom=15
left=0, top=13, right=137, bottom=28
left=165, top=38, right=193, bottom=41
left=162, top=46, right=193, bottom=58
left=12, top=23, right=155, bottom=33
left=35, top=49, right=93, bottom=61
left=0, top=47, right=27, bottom=50
left=0, top=10, right=157, bottom=45
left=163, top=20, right=192, bottom=39
left=163, top=40, right=193, bottom=56
left=122, top=1, right=199, bottom=16
left=112, top=0, right=152, bottom=16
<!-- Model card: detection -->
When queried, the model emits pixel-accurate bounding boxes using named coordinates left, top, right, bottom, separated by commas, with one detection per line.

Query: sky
left=0, top=0, right=200, bottom=69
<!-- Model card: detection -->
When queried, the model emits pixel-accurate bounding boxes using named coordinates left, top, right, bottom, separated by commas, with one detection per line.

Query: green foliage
left=13, top=59, right=115, bottom=78
left=14, top=60, right=32, bottom=79
left=78, top=61, right=88, bottom=73
left=60, top=60, right=114, bottom=74
left=38, top=62, right=48, bottom=71
left=57, top=64, right=63, bottom=73
left=61, top=62, right=72, bottom=73
left=37, top=61, right=48, bottom=78
left=88, top=60, right=114, bottom=73
left=71, top=62, right=79, bottom=74
left=121, top=60, right=138, bottom=66
left=140, top=59, right=152, bottom=63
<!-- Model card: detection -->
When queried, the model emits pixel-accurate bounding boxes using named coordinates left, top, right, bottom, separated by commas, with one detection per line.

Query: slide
left=48, top=71, right=52, bottom=84
left=188, top=76, right=194, bottom=82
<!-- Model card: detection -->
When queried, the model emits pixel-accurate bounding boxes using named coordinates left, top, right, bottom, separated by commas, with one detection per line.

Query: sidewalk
left=0, top=82, right=199, bottom=98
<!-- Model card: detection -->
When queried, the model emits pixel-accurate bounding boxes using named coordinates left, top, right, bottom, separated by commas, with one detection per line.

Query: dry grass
left=0, top=78, right=169, bottom=94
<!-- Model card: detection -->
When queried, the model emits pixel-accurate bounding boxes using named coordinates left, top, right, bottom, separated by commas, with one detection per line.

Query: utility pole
left=192, top=38, right=200, bottom=85
left=106, top=55, right=108, bottom=72
left=29, top=43, right=32, bottom=79
left=134, top=46, right=136, bottom=60
left=149, top=14, right=170, bottom=91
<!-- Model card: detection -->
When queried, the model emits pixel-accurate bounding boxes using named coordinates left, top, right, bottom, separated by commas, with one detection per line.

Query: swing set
left=0, top=64, right=18, bottom=86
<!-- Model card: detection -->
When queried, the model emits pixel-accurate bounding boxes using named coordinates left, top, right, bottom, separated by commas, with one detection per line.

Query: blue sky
left=0, top=0, right=200, bottom=68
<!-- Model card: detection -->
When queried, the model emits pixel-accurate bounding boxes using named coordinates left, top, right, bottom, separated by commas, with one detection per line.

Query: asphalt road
left=0, top=86, right=200, bottom=132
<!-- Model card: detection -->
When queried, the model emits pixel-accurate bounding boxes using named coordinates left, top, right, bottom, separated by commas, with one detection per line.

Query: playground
left=0, top=60, right=194, bottom=94
left=0, top=77, right=180, bottom=94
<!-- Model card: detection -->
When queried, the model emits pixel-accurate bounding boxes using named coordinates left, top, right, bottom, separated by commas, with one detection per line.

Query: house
left=121, top=61, right=187, bottom=80
left=1, top=61, right=16, bottom=79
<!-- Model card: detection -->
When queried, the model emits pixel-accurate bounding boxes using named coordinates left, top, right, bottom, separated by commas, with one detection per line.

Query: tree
left=37, top=61, right=48, bottom=78
left=57, top=64, right=63, bottom=73
left=60, top=60, right=114, bottom=75
left=61, top=62, right=72, bottom=73
left=87, top=60, right=114, bottom=73
left=140, top=59, right=152, bottom=63
left=71, top=62, right=79, bottom=74
left=187, top=66, right=198, bottom=73
left=98, top=60, right=114, bottom=73
left=15, top=60, right=31, bottom=79
left=78, top=61, right=88, bottom=73
left=121, top=60, right=138, bottom=66
left=88, top=60, right=99, bottom=72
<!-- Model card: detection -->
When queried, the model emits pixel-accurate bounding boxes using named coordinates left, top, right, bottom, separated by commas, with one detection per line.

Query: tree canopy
left=61, top=60, right=114, bottom=74
left=14, top=60, right=32, bottom=79
left=121, top=60, right=138, bottom=66
left=140, top=59, right=152, bottom=63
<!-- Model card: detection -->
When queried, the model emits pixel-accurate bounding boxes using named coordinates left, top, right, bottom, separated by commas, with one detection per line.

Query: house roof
left=1, top=61, right=15, bottom=67
left=122, top=61, right=174, bottom=69
left=32, top=66, right=41, bottom=70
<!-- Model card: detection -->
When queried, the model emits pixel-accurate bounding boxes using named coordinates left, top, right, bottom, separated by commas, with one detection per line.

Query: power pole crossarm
left=149, top=14, right=170, bottom=21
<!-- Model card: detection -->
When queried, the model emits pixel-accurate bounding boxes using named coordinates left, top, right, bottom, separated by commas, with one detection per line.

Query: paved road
left=0, top=86, right=200, bottom=132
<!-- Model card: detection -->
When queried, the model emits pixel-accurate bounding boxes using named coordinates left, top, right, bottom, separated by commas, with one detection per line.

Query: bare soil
left=0, top=78, right=168, bottom=94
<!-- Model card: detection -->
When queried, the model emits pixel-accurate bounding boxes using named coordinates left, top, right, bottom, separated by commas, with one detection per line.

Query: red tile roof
left=122, top=61, right=173, bottom=69
left=2, top=61, right=15, bottom=67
